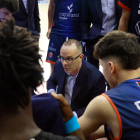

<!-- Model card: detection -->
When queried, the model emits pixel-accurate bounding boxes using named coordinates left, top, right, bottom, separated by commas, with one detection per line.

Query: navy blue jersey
left=118, top=0, right=140, bottom=43
left=51, top=0, right=81, bottom=37
left=103, top=77, right=140, bottom=140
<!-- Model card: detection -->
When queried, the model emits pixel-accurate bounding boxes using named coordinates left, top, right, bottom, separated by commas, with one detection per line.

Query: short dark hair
left=0, top=0, right=19, bottom=13
left=63, top=39, right=83, bottom=54
left=0, top=18, right=43, bottom=113
left=93, top=30, right=140, bottom=69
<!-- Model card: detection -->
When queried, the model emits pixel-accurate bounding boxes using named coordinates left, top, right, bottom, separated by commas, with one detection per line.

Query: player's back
left=103, top=77, right=140, bottom=140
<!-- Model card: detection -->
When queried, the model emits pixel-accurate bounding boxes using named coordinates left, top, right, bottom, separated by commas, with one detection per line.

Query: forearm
left=65, top=116, right=85, bottom=140
left=68, top=128, right=85, bottom=140
left=118, top=18, right=129, bottom=32
left=86, top=125, right=105, bottom=140
left=48, top=2, right=55, bottom=30
left=118, top=8, right=131, bottom=32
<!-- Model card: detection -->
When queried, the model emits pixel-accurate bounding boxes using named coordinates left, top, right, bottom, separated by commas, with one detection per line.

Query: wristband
left=65, top=116, right=80, bottom=134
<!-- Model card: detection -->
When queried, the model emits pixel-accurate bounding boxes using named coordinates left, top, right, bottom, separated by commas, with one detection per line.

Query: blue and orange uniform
left=118, top=0, right=140, bottom=43
left=46, top=0, right=81, bottom=64
left=102, top=77, right=140, bottom=140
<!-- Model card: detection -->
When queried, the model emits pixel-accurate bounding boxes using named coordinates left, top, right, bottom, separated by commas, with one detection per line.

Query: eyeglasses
left=58, top=54, right=81, bottom=64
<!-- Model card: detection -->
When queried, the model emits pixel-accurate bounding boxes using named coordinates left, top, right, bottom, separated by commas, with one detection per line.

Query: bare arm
left=78, top=95, right=120, bottom=139
left=118, top=8, right=131, bottom=32
left=86, top=125, right=106, bottom=140
left=47, top=0, right=55, bottom=39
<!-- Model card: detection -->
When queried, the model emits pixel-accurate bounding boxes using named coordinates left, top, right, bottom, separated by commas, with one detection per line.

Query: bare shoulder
left=85, top=95, right=112, bottom=114
left=78, top=95, right=120, bottom=137
left=86, top=95, right=118, bottom=121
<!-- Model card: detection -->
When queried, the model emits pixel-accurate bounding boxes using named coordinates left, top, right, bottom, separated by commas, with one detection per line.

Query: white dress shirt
left=22, top=0, right=28, bottom=12
left=47, top=72, right=79, bottom=118
left=101, top=0, right=117, bottom=36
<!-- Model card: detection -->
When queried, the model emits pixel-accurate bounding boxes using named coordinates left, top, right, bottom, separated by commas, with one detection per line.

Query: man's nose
left=62, top=59, right=67, bottom=65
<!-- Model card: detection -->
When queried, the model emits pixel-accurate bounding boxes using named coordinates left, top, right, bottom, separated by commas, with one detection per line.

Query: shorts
left=46, top=33, right=81, bottom=64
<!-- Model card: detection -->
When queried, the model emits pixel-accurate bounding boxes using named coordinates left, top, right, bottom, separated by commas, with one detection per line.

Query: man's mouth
left=64, top=67, right=68, bottom=70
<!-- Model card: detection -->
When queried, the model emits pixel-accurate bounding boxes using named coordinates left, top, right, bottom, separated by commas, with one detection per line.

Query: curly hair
left=93, top=30, right=140, bottom=70
left=0, top=0, right=19, bottom=13
left=0, top=17, right=43, bottom=113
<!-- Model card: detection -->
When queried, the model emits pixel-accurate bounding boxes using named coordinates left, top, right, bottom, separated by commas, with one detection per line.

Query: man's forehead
left=60, top=48, right=74, bottom=57
left=60, top=49, right=77, bottom=58
left=61, top=44, right=77, bottom=52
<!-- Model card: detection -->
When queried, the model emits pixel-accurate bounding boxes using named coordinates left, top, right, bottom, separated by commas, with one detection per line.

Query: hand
left=46, top=29, right=51, bottom=39
left=51, top=93, right=74, bottom=122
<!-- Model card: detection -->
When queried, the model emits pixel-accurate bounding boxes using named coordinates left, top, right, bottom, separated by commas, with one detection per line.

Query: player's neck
left=0, top=102, right=41, bottom=140
left=116, top=68, right=140, bottom=85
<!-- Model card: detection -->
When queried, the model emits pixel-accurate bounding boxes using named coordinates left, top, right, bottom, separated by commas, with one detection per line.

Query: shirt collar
left=66, top=71, right=79, bottom=78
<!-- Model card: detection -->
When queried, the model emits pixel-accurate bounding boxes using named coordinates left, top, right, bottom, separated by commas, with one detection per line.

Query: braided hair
left=0, top=17, right=43, bottom=113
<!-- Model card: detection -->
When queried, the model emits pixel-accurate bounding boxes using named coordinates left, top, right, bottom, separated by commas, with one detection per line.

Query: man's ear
left=108, top=61, right=115, bottom=74
left=80, top=54, right=84, bottom=59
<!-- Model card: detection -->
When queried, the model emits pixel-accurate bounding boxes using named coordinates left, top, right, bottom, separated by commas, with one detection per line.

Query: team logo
left=49, top=52, right=53, bottom=58
left=59, top=3, right=79, bottom=20
left=48, top=43, right=56, bottom=51
left=135, top=21, right=140, bottom=35
left=67, top=3, right=73, bottom=13
left=134, top=101, right=140, bottom=110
